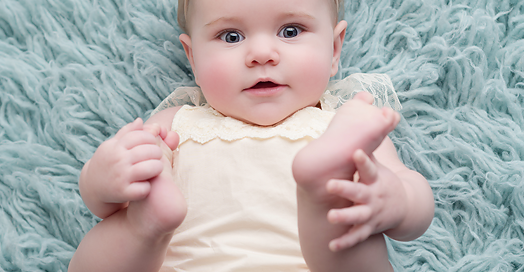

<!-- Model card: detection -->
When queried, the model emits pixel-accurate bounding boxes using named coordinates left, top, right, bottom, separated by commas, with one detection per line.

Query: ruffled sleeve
left=321, top=73, right=402, bottom=112
left=150, top=86, right=206, bottom=116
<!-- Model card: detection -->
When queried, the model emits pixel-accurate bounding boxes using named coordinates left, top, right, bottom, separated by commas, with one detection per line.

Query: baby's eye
left=278, top=26, right=302, bottom=38
left=219, top=31, right=245, bottom=43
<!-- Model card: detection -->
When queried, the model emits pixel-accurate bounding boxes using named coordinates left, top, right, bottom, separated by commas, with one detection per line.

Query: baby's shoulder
left=146, top=106, right=183, bottom=129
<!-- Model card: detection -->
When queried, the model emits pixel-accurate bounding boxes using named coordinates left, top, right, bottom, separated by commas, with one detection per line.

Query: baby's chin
left=251, top=104, right=322, bottom=126
left=233, top=114, right=287, bottom=127
left=212, top=101, right=320, bottom=127
left=226, top=110, right=297, bottom=127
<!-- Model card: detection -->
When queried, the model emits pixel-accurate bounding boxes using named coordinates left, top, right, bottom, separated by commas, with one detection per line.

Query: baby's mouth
left=243, top=80, right=285, bottom=97
left=250, top=81, right=280, bottom=89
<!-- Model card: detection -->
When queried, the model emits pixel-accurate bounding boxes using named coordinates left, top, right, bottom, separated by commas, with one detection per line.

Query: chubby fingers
left=121, top=181, right=153, bottom=202
left=119, top=130, right=158, bottom=150
left=329, top=224, right=374, bottom=252
left=115, top=118, right=144, bottom=139
left=326, top=179, right=370, bottom=204
left=143, top=123, right=165, bottom=138
left=128, top=144, right=163, bottom=165
left=328, top=205, right=372, bottom=225
left=353, top=149, right=378, bottom=185
left=143, top=123, right=180, bottom=151
left=113, top=119, right=160, bottom=150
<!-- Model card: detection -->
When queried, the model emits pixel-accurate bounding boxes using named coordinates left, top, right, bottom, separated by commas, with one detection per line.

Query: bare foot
left=126, top=128, right=187, bottom=239
left=292, top=92, right=400, bottom=201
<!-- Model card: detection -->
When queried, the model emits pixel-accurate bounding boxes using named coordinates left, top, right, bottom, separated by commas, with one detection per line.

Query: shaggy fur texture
left=1, top=0, right=524, bottom=271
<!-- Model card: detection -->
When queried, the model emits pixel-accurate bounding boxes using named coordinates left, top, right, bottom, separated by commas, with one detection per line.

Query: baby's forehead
left=190, top=0, right=339, bottom=17
left=187, top=0, right=339, bottom=13
left=179, top=0, right=341, bottom=33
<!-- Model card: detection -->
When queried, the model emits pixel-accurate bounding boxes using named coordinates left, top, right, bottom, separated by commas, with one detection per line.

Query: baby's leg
left=297, top=198, right=394, bottom=272
left=293, top=92, right=399, bottom=195
left=293, top=92, right=399, bottom=271
left=69, top=150, right=186, bottom=272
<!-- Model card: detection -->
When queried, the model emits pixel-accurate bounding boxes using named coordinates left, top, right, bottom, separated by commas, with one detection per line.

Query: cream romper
left=157, top=73, right=401, bottom=271
left=160, top=105, right=334, bottom=272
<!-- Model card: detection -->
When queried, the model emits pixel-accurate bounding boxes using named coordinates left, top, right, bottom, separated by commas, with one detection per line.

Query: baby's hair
left=177, top=0, right=345, bottom=34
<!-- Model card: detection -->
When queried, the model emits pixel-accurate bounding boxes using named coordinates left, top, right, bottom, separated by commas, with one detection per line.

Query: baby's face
left=180, top=0, right=346, bottom=126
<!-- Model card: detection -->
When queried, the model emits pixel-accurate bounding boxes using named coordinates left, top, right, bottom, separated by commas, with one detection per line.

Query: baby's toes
left=380, top=107, right=400, bottom=131
left=352, top=92, right=374, bottom=104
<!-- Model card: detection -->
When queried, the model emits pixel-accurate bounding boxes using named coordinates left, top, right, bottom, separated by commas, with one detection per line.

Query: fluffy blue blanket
left=2, top=0, right=524, bottom=271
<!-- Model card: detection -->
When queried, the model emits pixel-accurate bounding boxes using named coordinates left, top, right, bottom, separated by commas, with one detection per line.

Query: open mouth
left=251, top=81, right=280, bottom=89
left=243, top=80, right=285, bottom=97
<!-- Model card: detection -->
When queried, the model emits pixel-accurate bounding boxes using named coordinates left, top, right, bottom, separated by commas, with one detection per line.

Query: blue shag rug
left=2, top=0, right=524, bottom=271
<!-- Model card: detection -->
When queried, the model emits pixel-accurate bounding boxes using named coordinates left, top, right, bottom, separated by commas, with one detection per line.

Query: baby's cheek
left=197, top=65, right=236, bottom=109
left=198, top=56, right=234, bottom=89
left=299, top=57, right=332, bottom=89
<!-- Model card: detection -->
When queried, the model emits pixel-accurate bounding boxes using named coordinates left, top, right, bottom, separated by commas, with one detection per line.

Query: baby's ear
left=331, top=20, right=347, bottom=77
left=179, top=34, right=199, bottom=85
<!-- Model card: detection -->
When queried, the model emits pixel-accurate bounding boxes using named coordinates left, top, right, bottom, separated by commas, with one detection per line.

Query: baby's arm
left=70, top=107, right=185, bottom=272
left=79, top=118, right=166, bottom=218
left=326, top=138, right=434, bottom=251
left=374, top=138, right=434, bottom=241
left=294, top=93, right=433, bottom=271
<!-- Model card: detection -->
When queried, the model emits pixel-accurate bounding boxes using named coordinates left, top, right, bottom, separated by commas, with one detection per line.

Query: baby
left=69, top=0, right=434, bottom=271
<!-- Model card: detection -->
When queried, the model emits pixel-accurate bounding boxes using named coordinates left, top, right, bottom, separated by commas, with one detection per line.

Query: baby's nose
left=245, top=36, right=280, bottom=67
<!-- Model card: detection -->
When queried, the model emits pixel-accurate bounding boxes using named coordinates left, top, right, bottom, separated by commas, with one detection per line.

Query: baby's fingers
left=143, top=123, right=165, bottom=139
left=130, top=160, right=163, bottom=182
left=329, top=224, right=373, bottom=252
left=328, top=205, right=372, bottom=225
left=117, top=160, right=162, bottom=201
left=353, top=149, right=378, bottom=185
left=143, top=124, right=179, bottom=151
left=128, top=144, right=163, bottom=165
left=122, top=181, right=152, bottom=202
left=115, top=118, right=144, bottom=139
left=326, top=179, right=370, bottom=203
left=119, top=130, right=158, bottom=150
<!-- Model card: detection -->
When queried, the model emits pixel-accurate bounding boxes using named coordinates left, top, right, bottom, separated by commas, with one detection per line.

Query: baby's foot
left=126, top=164, right=187, bottom=239
left=126, top=129, right=187, bottom=239
left=292, top=92, right=400, bottom=201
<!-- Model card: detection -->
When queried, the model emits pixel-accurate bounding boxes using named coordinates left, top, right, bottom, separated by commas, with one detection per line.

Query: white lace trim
left=151, top=86, right=206, bottom=116
left=151, top=73, right=402, bottom=116
left=172, top=105, right=335, bottom=145
left=322, top=73, right=402, bottom=111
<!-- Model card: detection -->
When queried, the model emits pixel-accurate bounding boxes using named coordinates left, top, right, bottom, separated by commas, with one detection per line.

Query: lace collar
left=172, top=105, right=335, bottom=145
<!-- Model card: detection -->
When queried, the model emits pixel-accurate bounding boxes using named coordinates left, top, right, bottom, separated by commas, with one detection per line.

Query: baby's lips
left=250, top=81, right=280, bottom=89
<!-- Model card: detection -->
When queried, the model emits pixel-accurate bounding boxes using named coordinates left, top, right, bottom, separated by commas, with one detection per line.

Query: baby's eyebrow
left=204, top=12, right=315, bottom=28
left=204, top=16, right=241, bottom=28
left=278, top=11, right=316, bottom=21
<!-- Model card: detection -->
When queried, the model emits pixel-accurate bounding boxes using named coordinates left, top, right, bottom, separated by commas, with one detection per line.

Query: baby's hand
left=86, top=118, right=173, bottom=206
left=325, top=149, right=408, bottom=252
